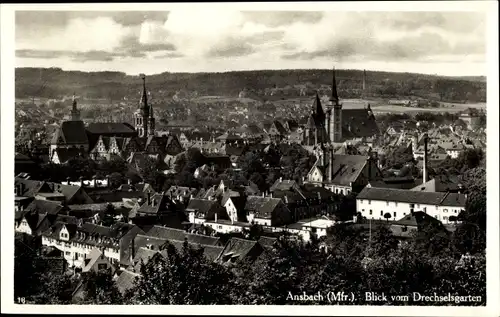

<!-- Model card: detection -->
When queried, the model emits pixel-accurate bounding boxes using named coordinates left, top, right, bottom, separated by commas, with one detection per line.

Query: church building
left=49, top=75, right=183, bottom=165
left=303, top=68, right=379, bottom=147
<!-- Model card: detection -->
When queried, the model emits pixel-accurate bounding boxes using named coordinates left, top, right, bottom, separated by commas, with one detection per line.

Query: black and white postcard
left=1, top=2, right=499, bottom=316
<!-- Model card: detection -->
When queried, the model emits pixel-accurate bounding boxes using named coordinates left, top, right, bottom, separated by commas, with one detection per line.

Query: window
left=402, top=226, right=408, bottom=232
left=393, top=212, right=397, bottom=218
left=444, top=216, right=448, bottom=221
left=395, top=202, right=398, bottom=207
left=218, top=225, right=222, bottom=229
left=360, top=200, right=364, bottom=204
left=386, top=201, right=389, bottom=206
left=368, top=200, right=371, bottom=205
left=65, top=251, right=71, bottom=256
left=369, top=210, right=372, bottom=215
left=361, top=209, right=365, bottom=212
left=98, top=264, right=107, bottom=271
left=417, top=204, right=420, bottom=208
left=423, top=207, right=427, bottom=212
left=380, top=210, right=383, bottom=216
left=436, top=205, right=439, bottom=210
left=444, top=209, right=448, bottom=213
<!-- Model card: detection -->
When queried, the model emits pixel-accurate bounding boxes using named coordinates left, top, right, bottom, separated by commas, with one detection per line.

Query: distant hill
left=15, top=67, right=486, bottom=103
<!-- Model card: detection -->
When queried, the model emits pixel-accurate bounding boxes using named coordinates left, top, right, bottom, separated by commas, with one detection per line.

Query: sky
left=15, top=10, right=487, bottom=76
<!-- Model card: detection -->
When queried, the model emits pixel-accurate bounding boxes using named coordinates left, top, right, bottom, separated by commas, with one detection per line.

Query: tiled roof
left=216, top=237, right=262, bottom=263
left=315, top=154, right=370, bottom=186
left=52, top=121, right=89, bottom=145
left=357, top=187, right=466, bottom=207
left=244, top=196, right=282, bottom=219
left=86, top=123, right=136, bottom=135
left=341, top=109, right=379, bottom=138
left=144, top=226, right=186, bottom=241
left=55, top=147, right=84, bottom=163
left=186, top=198, right=220, bottom=218
left=137, top=194, right=176, bottom=215
left=270, top=179, right=299, bottom=192
left=115, top=270, right=140, bottom=295
left=393, top=211, right=442, bottom=227
left=24, top=199, right=63, bottom=216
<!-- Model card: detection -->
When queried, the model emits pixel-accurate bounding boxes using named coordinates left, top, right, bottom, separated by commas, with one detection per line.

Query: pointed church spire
left=330, top=66, right=339, bottom=105
left=139, top=73, right=148, bottom=109
left=70, top=92, right=81, bottom=121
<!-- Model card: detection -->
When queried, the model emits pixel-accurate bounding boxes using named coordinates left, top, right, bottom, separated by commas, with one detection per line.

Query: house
left=216, top=238, right=264, bottom=265
left=244, top=195, right=292, bottom=227
left=15, top=199, right=64, bottom=235
left=306, top=150, right=381, bottom=194
left=356, top=187, right=466, bottom=224
left=223, top=196, right=247, bottom=224
left=131, top=193, right=186, bottom=229
left=390, top=211, right=445, bottom=239
left=410, top=176, right=463, bottom=193
left=133, top=225, right=223, bottom=255
left=82, top=248, right=116, bottom=275
left=41, top=221, right=144, bottom=268
left=15, top=177, right=94, bottom=205
left=186, top=198, right=226, bottom=225
left=276, top=216, right=338, bottom=241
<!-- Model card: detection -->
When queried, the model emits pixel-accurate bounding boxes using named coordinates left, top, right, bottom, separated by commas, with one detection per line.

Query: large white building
left=356, top=186, right=466, bottom=224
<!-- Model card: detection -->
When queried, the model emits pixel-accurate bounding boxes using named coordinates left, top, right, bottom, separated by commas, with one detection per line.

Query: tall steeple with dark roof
left=70, top=92, right=81, bottom=121
left=134, top=74, right=150, bottom=137
left=329, top=67, right=342, bottom=143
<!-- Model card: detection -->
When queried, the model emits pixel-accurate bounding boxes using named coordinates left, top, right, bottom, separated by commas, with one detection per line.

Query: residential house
left=305, top=149, right=382, bottom=194
left=41, top=221, right=144, bottom=268
left=186, top=198, right=226, bottom=225
left=216, top=237, right=264, bottom=265
left=244, top=195, right=292, bottom=227
left=130, top=193, right=186, bottom=229
left=356, top=187, right=466, bottom=224
left=390, top=211, right=446, bottom=239
left=82, top=248, right=117, bottom=275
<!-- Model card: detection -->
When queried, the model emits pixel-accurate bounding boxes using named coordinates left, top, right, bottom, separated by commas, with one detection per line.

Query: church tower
left=329, top=67, right=342, bottom=143
left=134, top=74, right=150, bottom=137
left=70, top=93, right=81, bottom=121
left=148, top=103, right=155, bottom=136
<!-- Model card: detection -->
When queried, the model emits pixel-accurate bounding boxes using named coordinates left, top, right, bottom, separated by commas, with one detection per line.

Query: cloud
left=241, top=11, right=323, bottom=27
left=15, top=10, right=486, bottom=75
left=16, top=11, right=169, bottom=28
left=207, top=40, right=255, bottom=58
left=16, top=49, right=124, bottom=62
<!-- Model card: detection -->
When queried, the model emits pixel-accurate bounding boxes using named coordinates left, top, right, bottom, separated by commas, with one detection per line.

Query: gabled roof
left=244, top=196, right=283, bottom=219
left=82, top=248, right=107, bottom=272
left=143, top=226, right=186, bottom=241
left=270, top=179, right=300, bottom=192
left=86, top=122, right=136, bottom=135
left=342, top=109, right=379, bottom=138
left=24, top=199, right=63, bottom=216
left=217, top=238, right=262, bottom=263
left=186, top=199, right=220, bottom=218
left=393, top=211, right=442, bottom=227
left=315, top=154, right=370, bottom=186
left=358, top=187, right=466, bottom=207
left=54, top=120, right=88, bottom=145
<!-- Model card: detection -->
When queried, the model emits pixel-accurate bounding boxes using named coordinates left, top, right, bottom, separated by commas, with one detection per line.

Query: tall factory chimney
left=362, top=69, right=366, bottom=92
left=423, top=133, right=429, bottom=184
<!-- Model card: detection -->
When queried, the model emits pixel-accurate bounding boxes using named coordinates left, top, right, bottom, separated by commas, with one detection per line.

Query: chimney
left=279, top=177, right=283, bottom=182
left=367, top=156, right=372, bottom=181
left=147, top=192, right=151, bottom=205
left=284, top=196, right=289, bottom=204
left=128, top=178, right=131, bottom=185
left=79, top=176, right=83, bottom=187
left=327, top=150, right=333, bottom=182
left=215, top=212, right=218, bottom=223
left=423, top=134, right=428, bottom=184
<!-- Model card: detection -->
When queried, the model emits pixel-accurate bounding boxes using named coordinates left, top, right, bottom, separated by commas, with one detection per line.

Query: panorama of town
left=14, top=65, right=486, bottom=305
